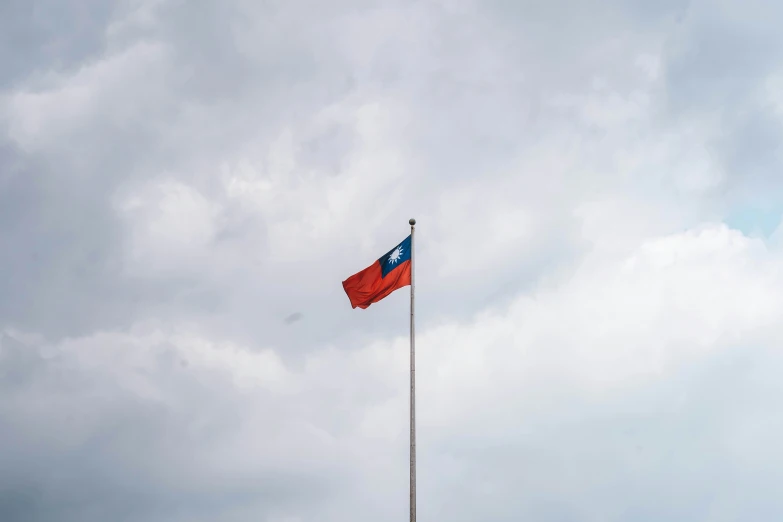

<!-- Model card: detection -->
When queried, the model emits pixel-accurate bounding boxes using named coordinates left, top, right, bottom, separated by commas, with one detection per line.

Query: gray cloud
left=2, top=0, right=783, bottom=521
left=661, top=0, right=783, bottom=202
left=0, top=0, right=113, bottom=88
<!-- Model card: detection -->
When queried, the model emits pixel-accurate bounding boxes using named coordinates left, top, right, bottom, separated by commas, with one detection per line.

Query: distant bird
left=284, top=312, right=303, bottom=325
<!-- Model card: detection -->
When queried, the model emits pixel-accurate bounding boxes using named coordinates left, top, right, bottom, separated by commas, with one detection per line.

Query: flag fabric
left=342, top=235, right=412, bottom=309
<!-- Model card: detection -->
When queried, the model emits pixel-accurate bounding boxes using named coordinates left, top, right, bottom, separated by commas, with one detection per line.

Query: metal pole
left=409, top=218, right=416, bottom=522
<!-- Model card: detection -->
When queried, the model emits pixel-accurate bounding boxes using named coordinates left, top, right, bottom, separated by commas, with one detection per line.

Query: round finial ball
left=409, top=218, right=416, bottom=226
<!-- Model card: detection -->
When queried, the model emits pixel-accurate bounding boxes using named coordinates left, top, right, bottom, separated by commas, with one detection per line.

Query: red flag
left=342, top=235, right=411, bottom=309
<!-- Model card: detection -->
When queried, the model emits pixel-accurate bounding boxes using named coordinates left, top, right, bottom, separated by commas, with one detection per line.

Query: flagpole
left=409, top=217, right=416, bottom=522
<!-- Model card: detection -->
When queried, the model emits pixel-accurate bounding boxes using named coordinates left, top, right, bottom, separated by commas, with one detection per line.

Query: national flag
left=342, top=235, right=412, bottom=309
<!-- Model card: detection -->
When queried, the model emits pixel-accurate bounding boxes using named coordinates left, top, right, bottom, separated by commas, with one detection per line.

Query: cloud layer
left=2, top=0, right=783, bottom=520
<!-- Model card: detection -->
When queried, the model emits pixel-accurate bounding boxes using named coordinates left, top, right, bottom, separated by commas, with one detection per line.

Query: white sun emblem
left=388, top=245, right=404, bottom=265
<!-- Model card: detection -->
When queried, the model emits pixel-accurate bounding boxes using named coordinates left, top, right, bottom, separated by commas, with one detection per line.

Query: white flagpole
left=409, top=218, right=416, bottom=522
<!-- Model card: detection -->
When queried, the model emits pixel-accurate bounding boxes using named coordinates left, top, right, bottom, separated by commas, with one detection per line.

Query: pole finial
left=409, top=218, right=416, bottom=226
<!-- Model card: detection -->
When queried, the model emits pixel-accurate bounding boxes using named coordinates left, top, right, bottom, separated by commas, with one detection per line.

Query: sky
left=2, top=0, right=783, bottom=520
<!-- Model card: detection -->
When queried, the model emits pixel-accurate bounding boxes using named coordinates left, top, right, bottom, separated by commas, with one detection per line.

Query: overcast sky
left=2, top=0, right=783, bottom=520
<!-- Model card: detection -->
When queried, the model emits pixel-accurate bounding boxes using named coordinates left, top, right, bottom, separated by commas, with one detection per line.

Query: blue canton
left=378, top=235, right=412, bottom=278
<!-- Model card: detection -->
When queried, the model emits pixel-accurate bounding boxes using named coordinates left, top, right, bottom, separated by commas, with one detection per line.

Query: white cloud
left=118, top=179, right=220, bottom=277
left=218, top=95, right=415, bottom=263
left=3, top=41, right=172, bottom=153
left=4, top=220, right=783, bottom=520
left=3, top=0, right=783, bottom=520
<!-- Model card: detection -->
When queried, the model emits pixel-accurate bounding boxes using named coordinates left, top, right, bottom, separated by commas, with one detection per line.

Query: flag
left=342, top=235, right=412, bottom=309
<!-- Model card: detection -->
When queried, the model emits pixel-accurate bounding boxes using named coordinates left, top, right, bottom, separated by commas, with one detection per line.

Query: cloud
left=3, top=223, right=783, bottom=522
left=1, top=0, right=783, bottom=520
